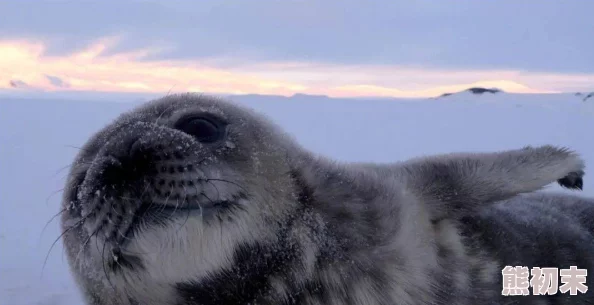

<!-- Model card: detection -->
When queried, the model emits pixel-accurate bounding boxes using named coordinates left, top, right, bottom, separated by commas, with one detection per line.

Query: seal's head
left=60, top=93, right=307, bottom=304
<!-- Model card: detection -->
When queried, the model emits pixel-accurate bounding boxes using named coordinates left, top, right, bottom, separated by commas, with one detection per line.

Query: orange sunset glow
left=1, top=37, right=592, bottom=98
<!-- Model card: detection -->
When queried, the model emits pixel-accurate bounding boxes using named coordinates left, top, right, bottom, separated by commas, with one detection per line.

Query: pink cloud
left=1, top=37, right=591, bottom=98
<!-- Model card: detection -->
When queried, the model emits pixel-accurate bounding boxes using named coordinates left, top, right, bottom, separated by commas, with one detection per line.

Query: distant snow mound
left=466, top=87, right=502, bottom=94
left=290, top=93, right=330, bottom=99
left=575, top=92, right=594, bottom=102
left=9, top=79, right=31, bottom=89
left=437, top=87, right=503, bottom=99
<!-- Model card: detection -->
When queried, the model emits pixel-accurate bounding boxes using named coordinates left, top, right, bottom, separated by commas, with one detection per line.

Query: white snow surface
left=1, top=92, right=594, bottom=304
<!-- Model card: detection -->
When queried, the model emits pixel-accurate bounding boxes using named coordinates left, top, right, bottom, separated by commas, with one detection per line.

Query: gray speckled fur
left=462, top=192, right=594, bottom=304
left=60, top=93, right=592, bottom=305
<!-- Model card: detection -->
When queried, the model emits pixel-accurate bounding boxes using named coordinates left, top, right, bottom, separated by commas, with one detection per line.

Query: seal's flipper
left=395, top=145, right=585, bottom=220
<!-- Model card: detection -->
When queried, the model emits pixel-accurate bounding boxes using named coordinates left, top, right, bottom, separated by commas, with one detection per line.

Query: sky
left=1, top=0, right=593, bottom=98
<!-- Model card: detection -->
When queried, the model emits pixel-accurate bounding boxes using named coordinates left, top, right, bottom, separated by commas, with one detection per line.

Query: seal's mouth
left=72, top=163, right=245, bottom=237
left=119, top=197, right=240, bottom=243
left=151, top=200, right=236, bottom=214
left=135, top=197, right=242, bottom=225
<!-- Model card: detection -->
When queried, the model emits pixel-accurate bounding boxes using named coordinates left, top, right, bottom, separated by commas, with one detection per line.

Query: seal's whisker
left=205, top=178, right=249, bottom=194
left=41, top=214, right=90, bottom=278
left=63, top=144, right=91, bottom=152
left=203, top=190, right=225, bottom=245
left=40, top=208, right=67, bottom=236
left=101, top=236, right=117, bottom=292
left=200, top=191, right=215, bottom=207
left=119, top=247, right=159, bottom=256
left=112, top=197, right=150, bottom=246
left=109, top=196, right=126, bottom=217
left=113, top=206, right=161, bottom=257
left=175, top=202, right=193, bottom=234
left=94, top=224, right=103, bottom=261
left=206, top=179, right=221, bottom=202
left=51, top=160, right=93, bottom=178
left=73, top=228, right=99, bottom=268
left=165, top=84, right=177, bottom=97
left=38, top=208, right=69, bottom=249
left=45, top=188, right=65, bottom=206
left=107, top=199, right=140, bottom=246
left=138, top=182, right=151, bottom=201
left=165, top=185, right=186, bottom=221
left=174, top=183, right=201, bottom=234
left=158, top=185, right=174, bottom=213
left=52, top=164, right=75, bottom=177
left=154, top=103, right=176, bottom=125
left=110, top=251, right=127, bottom=271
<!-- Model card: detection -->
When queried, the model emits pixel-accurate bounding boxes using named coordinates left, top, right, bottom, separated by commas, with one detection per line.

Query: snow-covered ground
left=1, top=91, right=593, bottom=304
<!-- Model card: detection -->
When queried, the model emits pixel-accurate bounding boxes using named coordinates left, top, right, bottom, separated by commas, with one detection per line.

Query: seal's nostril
left=128, top=138, right=143, bottom=158
left=110, top=136, right=142, bottom=161
left=93, top=136, right=155, bottom=189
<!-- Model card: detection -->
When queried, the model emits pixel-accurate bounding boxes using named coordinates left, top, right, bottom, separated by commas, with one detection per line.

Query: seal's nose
left=107, top=135, right=144, bottom=161
left=99, top=135, right=155, bottom=189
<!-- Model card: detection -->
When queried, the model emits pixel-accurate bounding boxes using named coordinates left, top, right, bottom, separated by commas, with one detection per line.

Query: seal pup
left=60, top=93, right=589, bottom=305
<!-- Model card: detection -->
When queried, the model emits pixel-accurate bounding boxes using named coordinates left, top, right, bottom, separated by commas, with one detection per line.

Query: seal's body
left=462, top=192, right=594, bottom=304
left=60, top=93, right=591, bottom=305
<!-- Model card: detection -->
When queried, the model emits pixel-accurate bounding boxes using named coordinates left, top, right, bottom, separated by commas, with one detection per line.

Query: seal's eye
left=174, top=114, right=226, bottom=143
